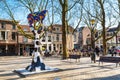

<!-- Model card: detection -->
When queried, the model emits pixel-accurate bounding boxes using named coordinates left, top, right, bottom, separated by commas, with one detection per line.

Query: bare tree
left=58, top=0, right=68, bottom=59
left=96, top=0, right=120, bottom=55
left=82, top=0, right=120, bottom=55
left=58, top=0, right=84, bottom=59
left=82, top=0, right=100, bottom=49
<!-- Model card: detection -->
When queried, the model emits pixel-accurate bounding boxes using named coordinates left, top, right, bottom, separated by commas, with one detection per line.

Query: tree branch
left=66, top=0, right=78, bottom=12
left=59, top=0, right=63, bottom=6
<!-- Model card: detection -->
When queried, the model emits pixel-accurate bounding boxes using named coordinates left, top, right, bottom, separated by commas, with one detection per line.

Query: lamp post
left=90, top=19, right=95, bottom=49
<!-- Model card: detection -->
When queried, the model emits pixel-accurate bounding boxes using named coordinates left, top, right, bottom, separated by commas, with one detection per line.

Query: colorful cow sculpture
left=27, top=10, right=47, bottom=29
left=26, top=10, right=48, bottom=72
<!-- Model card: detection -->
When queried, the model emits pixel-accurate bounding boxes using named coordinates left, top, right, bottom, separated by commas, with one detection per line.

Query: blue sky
left=0, top=0, right=119, bottom=28
left=0, top=0, right=29, bottom=24
left=0, top=0, right=61, bottom=26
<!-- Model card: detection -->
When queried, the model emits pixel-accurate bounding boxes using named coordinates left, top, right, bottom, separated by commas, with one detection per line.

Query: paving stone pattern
left=0, top=56, right=120, bottom=80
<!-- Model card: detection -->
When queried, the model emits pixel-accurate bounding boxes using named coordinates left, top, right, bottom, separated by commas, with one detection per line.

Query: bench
left=99, top=56, right=120, bottom=67
left=69, top=55, right=81, bottom=62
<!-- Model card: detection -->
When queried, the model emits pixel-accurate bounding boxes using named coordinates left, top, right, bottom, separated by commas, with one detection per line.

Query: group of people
left=66, top=47, right=99, bottom=63
left=90, top=46, right=104, bottom=63
left=108, top=46, right=117, bottom=57
left=71, top=46, right=104, bottom=63
left=68, top=49, right=81, bottom=56
left=80, top=46, right=103, bottom=57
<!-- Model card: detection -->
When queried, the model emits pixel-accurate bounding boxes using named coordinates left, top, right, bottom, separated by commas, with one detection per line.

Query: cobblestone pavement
left=0, top=56, right=120, bottom=80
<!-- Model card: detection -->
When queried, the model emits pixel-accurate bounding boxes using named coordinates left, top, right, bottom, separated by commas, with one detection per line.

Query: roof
left=78, top=27, right=84, bottom=31
left=0, top=19, right=18, bottom=24
left=52, top=24, right=74, bottom=33
left=107, top=22, right=120, bottom=32
left=107, top=27, right=117, bottom=32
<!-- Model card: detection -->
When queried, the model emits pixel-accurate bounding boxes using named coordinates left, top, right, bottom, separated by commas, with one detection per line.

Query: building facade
left=95, top=27, right=120, bottom=48
left=78, top=26, right=120, bottom=50
left=0, top=20, right=74, bottom=56
left=18, top=25, right=34, bottom=56
left=77, top=27, right=91, bottom=49
left=0, top=19, right=18, bottom=55
left=40, top=24, right=74, bottom=52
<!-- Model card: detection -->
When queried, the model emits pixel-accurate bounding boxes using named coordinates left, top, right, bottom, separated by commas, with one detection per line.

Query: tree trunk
left=91, top=30, right=95, bottom=49
left=98, top=0, right=107, bottom=55
left=102, top=19, right=106, bottom=55
left=62, top=0, right=68, bottom=59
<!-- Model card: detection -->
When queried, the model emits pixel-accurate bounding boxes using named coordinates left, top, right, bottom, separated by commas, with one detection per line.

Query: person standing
left=95, top=46, right=100, bottom=57
left=111, top=46, right=116, bottom=57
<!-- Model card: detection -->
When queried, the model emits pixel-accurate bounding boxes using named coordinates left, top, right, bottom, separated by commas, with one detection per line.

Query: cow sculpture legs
left=26, top=48, right=45, bottom=72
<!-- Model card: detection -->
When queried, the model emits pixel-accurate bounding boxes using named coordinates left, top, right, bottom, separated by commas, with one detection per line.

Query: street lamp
left=90, top=19, right=95, bottom=26
left=90, top=19, right=95, bottom=35
left=90, top=19, right=95, bottom=49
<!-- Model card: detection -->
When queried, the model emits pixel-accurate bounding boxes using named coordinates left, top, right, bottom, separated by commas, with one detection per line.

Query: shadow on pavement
left=0, top=72, right=16, bottom=77
left=85, top=74, right=120, bottom=80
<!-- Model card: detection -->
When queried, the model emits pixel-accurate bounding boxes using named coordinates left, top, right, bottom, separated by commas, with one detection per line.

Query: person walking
left=90, top=49, right=96, bottom=63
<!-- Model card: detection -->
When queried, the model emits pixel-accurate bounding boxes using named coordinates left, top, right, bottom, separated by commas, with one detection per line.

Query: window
left=48, top=36, right=51, bottom=42
left=1, top=23, right=5, bottom=29
left=23, top=37, right=28, bottom=42
left=12, top=24, right=16, bottom=29
left=119, top=38, right=120, bottom=42
left=53, top=44, right=56, bottom=51
left=42, top=36, right=45, bottom=42
left=56, top=34, right=59, bottom=41
left=60, top=44, right=62, bottom=50
left=79, top=32, right=82, bottom=38
left=49, top=44, right=51, bottom=51
left=1, top=31, right=5, bottom=40
left=88, top=38, right=91, bottom=44
left=57, top=28, right=59, bottom=31
left=12, top=32, right=16, bottom=40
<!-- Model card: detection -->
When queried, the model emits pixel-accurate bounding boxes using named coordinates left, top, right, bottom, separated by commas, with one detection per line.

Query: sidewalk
left=0, top=56, right=120, bottom=80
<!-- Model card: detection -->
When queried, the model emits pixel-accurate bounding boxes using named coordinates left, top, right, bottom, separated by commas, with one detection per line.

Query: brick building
left=0, top=19, right=75, bottom=56
left=0, top=19, right=18, bottom=55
